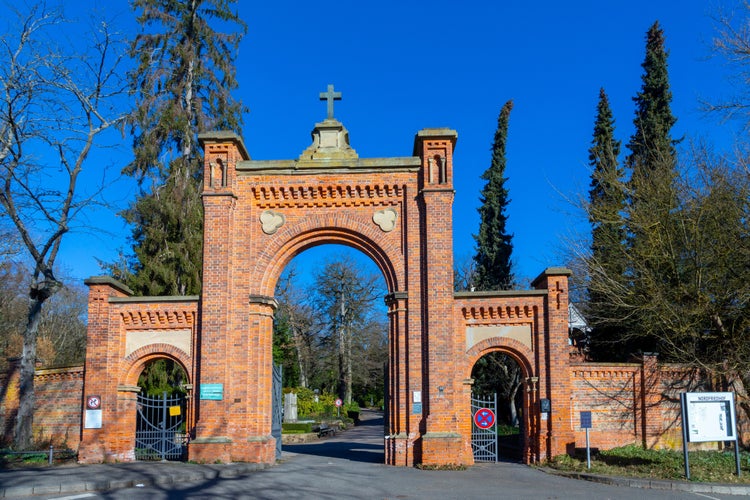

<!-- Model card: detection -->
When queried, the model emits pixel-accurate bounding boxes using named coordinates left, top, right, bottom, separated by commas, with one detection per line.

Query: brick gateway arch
left=78, top=88, right=574, bottom=466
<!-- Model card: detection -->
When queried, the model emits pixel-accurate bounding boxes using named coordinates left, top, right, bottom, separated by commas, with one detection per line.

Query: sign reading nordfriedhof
left=683, top=392, right=736, bottom=442
left=680, top=392, right=740, bottom=479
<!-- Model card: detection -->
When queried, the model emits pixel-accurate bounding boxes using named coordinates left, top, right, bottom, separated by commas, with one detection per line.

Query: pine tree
left=473, top=100, right=514, bottom=291
left=113, top=0, right=247, bottom=296
left=586, top=89, right=627, bottom=360
left=623, top=21, right=680, bottom=356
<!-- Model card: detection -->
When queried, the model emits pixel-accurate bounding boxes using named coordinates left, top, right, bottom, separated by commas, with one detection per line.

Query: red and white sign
left=474, top=408, right=496, bottom=429
left=335, top=398, right=343, bottom=407
left=86, top=395, right=101, bottom=410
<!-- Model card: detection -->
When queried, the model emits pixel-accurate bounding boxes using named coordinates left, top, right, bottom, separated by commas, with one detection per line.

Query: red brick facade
left=63, top=113, right=744, bottom=466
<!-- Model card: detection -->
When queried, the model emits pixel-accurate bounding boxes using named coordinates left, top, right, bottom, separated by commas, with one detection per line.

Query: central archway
left=190, top=117, right=463, bottom=466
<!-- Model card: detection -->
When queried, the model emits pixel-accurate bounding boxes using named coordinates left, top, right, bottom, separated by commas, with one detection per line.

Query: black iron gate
left=135, top=392, right=187, bottom=461
left=271, top=364, right=282, bottom=460
left=471, top=393, right=498, bottom=462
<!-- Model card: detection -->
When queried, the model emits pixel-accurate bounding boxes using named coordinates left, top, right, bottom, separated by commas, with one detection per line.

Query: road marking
left=48, top=494, right=96, bottom=500
left=692, top=493, right=721, bottom=500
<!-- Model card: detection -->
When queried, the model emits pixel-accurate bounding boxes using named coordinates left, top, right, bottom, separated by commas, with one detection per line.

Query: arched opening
left=134, top=357, right=189, bottom=461
left=273, top=243, right=388, bottom=457
left=471, top=351, right=527, bottom=462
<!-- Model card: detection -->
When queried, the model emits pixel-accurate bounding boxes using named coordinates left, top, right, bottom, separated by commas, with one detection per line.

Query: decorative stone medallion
left=373, top=207, right=398, bottom=232
left=260, top=210, right=285, bottom=235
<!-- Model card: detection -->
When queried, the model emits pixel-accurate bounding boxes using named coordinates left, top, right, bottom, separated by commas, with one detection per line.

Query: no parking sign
left=474, top=408, right=496, bottom=429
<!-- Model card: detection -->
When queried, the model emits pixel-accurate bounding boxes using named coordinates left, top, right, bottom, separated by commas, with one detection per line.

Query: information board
left=200, top=383, right=224, bottom=401
left=683, top=392, right=736, bottom=443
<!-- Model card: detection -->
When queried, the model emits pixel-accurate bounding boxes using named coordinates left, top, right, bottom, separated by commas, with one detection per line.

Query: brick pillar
left=639, top=353, right=659, bottom=448
left=413, top=129, right=465, bottom=465
left=531, top=268, right=574, bottom=460
left=191, top=132, right=247, bottom=463
left=79, top=277, right=132, bottom=463
left=385, top=291, right=417, bottom=466
left=235, top=295, right=278, bottom=463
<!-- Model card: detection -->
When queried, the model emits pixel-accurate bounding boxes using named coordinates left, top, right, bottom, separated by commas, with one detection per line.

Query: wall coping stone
left=110, top=295, right=199, bottom=304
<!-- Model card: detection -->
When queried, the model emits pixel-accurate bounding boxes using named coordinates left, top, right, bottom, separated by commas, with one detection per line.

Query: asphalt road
left=38, top=411, right=741, bottom=500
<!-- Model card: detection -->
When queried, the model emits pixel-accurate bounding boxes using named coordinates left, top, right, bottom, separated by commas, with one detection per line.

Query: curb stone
left=539, top=467, right=750, bottom=496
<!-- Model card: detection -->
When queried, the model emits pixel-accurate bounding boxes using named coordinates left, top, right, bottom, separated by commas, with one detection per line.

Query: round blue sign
left=474, top=408, right=496, bottom=429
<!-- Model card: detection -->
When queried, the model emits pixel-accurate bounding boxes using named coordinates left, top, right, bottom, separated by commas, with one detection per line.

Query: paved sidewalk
left=0, top=461, right=270, bottom=498
left=2, top=411, right=749, bottom=498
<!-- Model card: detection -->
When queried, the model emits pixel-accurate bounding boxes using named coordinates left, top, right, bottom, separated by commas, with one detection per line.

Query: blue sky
left=57, top=0, right=743, bottom=288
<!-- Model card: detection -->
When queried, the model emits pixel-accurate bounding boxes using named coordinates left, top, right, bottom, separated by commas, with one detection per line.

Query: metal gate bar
left=471, top=393, right=498, bottom=462
left=272, top=364, right=283, bottom=460
left=135, top=392, right=186, bottom=461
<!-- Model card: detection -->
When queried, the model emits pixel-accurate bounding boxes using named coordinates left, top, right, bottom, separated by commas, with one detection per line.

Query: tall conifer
left=624, top=21, right=680, bottom=356
left=113, top=0, right=247, bottom=296
left=473, top=100, right=514, bottom=291
left=626, top=21, right=677, bottom=186
left=586, top=89, right=627, bottom=360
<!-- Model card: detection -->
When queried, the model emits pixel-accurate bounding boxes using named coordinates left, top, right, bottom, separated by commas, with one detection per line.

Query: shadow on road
left=283, top=410, right=385, bottom=464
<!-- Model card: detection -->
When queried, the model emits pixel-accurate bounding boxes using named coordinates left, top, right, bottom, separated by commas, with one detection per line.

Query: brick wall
left=0, top=362, right=83, bottom=448
left=569, top=356, right=747, bottom=451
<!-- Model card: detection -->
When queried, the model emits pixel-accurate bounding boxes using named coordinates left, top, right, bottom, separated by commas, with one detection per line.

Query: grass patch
left=546, top=444, right=750, bottom=484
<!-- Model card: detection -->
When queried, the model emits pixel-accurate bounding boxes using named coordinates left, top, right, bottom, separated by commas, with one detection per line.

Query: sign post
left=335, top=398, right=342, bottom=417
left=580, top=411, right=592, bottom=469
left=680, top=392, right=740, bottom=479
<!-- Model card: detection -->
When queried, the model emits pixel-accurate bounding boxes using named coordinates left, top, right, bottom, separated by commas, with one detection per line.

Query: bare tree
left=313, top=255, right=383, bottom=404
left=708, top=2, right=750, bottom=128
left=275, top=265, right=321, bottom=388
left=0, top=4, right=127, bottom=448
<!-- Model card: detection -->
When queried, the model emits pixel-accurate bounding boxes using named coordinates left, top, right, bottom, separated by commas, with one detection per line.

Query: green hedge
left=282, top=422, right=313, bottom=433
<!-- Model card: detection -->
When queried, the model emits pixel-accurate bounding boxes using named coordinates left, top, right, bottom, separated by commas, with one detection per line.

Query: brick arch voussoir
left=466, top=337, right=534, bottom=380
left=254, top=212, right=402, bottom=296
left=122, top=343, right=192, bottom=387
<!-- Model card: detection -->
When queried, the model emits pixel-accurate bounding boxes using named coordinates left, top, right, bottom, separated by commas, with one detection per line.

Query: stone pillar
left=531, top=268, right=574, bottom=460
left=79, top=277, right=132, bottom=463
left=413, top=128, right=465, bottom=466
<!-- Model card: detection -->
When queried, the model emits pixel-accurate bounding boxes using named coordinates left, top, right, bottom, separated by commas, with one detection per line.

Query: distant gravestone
left=284, top=392, right=298, bottom=423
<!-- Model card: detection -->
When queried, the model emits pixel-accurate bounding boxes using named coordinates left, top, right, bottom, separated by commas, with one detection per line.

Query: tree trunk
left=345, top=322, right=352, bottom=405
left=14, top=294, right=44, bottom=449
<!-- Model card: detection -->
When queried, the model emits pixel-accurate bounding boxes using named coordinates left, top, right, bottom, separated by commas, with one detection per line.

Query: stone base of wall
left=189, top=436, right=276, bottom=464
left=385, top=433, right=418, bottom=466
left=420, top=433, right=467, bottom=466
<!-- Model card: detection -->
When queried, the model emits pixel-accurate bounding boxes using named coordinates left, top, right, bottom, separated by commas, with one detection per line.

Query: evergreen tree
left=626, top=21, right=678, bottom=189
left=473, top=100, right=514, bottom=291
left=623, top=21, right=680, bottom=356
left=586, top=89, right=627, bottom=360
left=113, top=0, right=247, bottom=296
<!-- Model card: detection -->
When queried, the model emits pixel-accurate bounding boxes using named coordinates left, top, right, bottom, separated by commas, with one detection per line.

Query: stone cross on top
left=319, top=84, right=342, bottom=120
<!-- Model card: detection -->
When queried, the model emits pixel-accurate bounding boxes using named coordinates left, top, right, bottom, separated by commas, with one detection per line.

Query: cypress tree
left=586, top=89, right=627, bottom=360
left=112, top=0, right=247, bottom=296
left=473, top=100, right=514, bottom=291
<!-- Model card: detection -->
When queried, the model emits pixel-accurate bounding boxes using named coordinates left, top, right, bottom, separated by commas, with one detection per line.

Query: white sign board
left=684, top=392, right=736, bottom=443
left=84, top=409, right=102, bottom=429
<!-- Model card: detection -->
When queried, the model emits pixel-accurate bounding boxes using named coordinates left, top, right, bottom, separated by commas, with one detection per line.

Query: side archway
left=466, top=339, right=535, bottom=463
